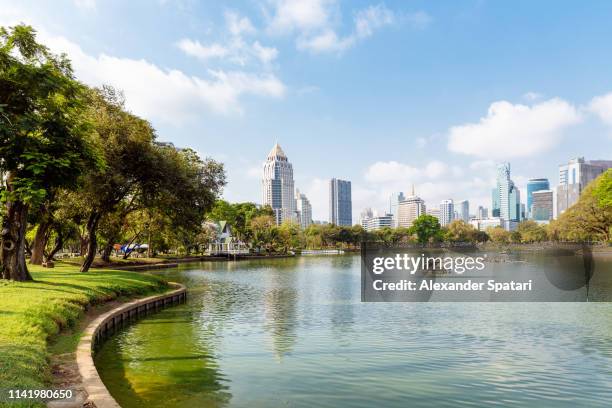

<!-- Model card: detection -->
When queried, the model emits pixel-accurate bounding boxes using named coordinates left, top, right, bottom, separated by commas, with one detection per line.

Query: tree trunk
left=122, top=232, right=141, bottom=260
left=1, top=199, right=33, bottom=281
left=101, top=241, right=114, bottom=263
left=44, top=230, right=64, bottom=263
left=80, top=212, right=101, bottom=272
left=30, top=219, right=51, bottom=265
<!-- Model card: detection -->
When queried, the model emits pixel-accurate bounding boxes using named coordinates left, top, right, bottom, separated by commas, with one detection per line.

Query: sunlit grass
left=0, top=263, right=167, bottom=407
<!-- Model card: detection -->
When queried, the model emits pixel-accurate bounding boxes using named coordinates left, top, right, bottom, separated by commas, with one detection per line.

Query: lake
left=95, top=254, right=612, bottom=407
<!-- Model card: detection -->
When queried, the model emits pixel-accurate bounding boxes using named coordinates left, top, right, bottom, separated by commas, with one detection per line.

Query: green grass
left=0, top=262, right=168, bottom=407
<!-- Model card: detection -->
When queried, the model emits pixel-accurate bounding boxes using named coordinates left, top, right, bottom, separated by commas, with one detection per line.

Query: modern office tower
left=262, top=143, right=296, bottom=225
left=491, top=188, right=500, bottom=217
left=427, top=208, right=440, bottom=221
left=477, top=206, right=488, bottom=219
left=556, top=157, right=612, bottom=217
left=520, top=203, right=526, bottom=221
left=329, top=178, right=352, bottom=226
left=439, top=199, right=454, bottom=227
left=526, top=178, right=550, bottom=218
left=397, top=187, right=426, bottom=228
left=364, top=214, right=393, bottom=231
left=295, top=189, right=312, bottom=229
left=492, top=162, right=521, bottom=230
left=389, top=192, right=405, bottom=228
left=531, top=190, right=553, bottom=222
left=458, top=200, right=469, bottom=222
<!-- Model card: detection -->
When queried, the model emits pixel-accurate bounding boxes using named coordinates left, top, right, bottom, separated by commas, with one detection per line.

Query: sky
left=2, top=0, right=612, bottom=221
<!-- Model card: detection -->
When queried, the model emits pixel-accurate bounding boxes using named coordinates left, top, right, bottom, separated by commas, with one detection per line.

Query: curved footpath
left=73, top=282, right=187, bottom=408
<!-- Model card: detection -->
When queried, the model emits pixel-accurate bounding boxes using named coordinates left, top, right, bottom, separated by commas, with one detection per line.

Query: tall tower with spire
left=262, top=143, right=297, bottom=225
left=397, top=185, right=426, bottom=228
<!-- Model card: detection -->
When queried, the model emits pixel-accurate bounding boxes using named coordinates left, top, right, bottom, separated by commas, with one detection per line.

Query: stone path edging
left=76, top=283, right=187, bottom=408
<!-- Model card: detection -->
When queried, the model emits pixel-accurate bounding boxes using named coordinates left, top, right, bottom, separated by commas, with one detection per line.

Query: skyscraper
left=458, top=200, right=469, bottom=222
left=389, top=192, right=405, bottom=228
left=493, top=163, right=520, bottom=230
left=532, top=190, right=553, bottom=222
left=329, top=178, right=352, bottom=226
left=397, top=187, right=426, bottom=228
left=439, top=199, right=454, bottom=227
left=526, top=178, right=550, bottom=218
left=477, top=206, right=488, bottom=219
left=556, top=157, right=612, bottom=217
left=262, top=143, right=296, bottom=225
left=295, top=189, right=312, bottom=229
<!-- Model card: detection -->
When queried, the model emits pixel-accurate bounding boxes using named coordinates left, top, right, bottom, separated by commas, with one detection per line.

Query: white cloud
left=267, top=0, right=334, bottom=34
left=447, top=98, right=582, bottom=159
left=177, top=11, right=278, bottom=65
left=176, top=39, right=229, bottom=60
left=415, top=137, right=427, bottom=148
left=297, top=4, right=396, bottom=53
left=45, top=35, right=285, bottom=122
left=225, top=10, right=256, bottom=36
left=252, top=41, right=278, bottom=63
left=588, top=92, right=612, bottom=126
left=523, top=91, right=542, bottom=101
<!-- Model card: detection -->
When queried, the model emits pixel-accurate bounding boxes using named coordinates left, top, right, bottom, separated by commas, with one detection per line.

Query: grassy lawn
left=0, top=263, right=168, bottom=407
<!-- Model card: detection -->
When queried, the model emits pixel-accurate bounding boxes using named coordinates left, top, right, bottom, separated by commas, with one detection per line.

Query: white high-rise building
left=295, top=189, right=312, bottom=229
left=439, top=199, right=454, bottom=227
left=389, top=192, right=405, bottom=228
left=493, top=162, right=520, bottom=230
left=397, top=186, right=426, bottom=228
left=262, top=143, right=296, bottom=225
left=427, top=208, right=440, bottom=221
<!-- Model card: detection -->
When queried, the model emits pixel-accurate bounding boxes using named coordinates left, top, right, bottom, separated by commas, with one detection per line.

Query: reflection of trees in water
left=330, top=257, right=355, bottom=342
left=96, top=306, right=232, bottom=408
left=264, top=286, right=298, bottom=359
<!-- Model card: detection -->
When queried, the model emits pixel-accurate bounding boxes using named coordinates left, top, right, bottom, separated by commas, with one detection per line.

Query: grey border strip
left=76, top=282, right=187, bottom=408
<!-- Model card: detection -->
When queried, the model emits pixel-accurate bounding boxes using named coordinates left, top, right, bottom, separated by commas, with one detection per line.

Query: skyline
left=2, top=0, right=612, bottom=220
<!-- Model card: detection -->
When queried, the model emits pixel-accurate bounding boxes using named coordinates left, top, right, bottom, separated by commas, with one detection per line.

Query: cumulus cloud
left=225, top=10, right=256, bottom=36
left=588, top=92, right=612, bottom=126
left=266, top=0, right=334, bottom=34
left=447, top=98, right=582, bottom=159
left=177, top=39, right=230, bottom=60
left=45, top=35, right=285, bottom=123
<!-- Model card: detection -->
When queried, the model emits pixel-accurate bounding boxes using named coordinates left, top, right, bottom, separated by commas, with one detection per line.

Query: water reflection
left=95, top=254, right=612, bottom=408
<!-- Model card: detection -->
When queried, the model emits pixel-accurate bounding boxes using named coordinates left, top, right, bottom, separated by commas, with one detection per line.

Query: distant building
left=477, top=206, right=488, bottom=219
left=470, top=217, right=503, bottom=231
left=427, top=208, right=440, bottom=221
left=439, top=199, right=454, bottom=227
left=207, top=221, right=249, bottom=255
left=364, top=214, right=393, bottom=231
left=262, top=143, right=296, bottom=225
left=527, top=178, right=550, bottom=218
left=389, top=192, right=405, bottom=228
left=556, top=157, right=612, bottom=217
left=458, top=200, right=469, bottom=223
left=329, top=178, right=352, bottom=226
left=295, top=189, right=312, bottom=229
left=398, top=186, right=426, bottom=228
left=532, top=190, right=553, bottom=222
left=492, top=163, right=521, bottom=230
left=359, top=208, right=374, bottom=228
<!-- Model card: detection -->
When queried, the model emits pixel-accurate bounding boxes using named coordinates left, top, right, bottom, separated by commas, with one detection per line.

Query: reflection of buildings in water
left=264, top=287, right=298, bottom=359
left=329, top=256, right=356, bottom=342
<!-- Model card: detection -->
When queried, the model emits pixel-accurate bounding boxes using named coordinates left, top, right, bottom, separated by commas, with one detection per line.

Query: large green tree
left=0, top=25, right=95, bottom=280
left=409, top=215, right=442, bottom=244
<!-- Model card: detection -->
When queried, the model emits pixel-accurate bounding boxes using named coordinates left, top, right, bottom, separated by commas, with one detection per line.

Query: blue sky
left=2, top=0, right=612, bottom=220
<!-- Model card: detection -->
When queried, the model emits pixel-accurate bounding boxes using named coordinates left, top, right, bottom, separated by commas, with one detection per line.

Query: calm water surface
left=95, top=254, right=612, bottom=407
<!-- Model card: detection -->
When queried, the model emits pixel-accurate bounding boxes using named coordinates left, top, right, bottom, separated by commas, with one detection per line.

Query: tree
left=409, top=215, right=442, bottom=244
left=278, top=221, right=304, bottom=253
left=487, top=226, right=511, bottom=245
left=445, top=220, right=476, bottom=243
left=249, top=215, right=277, bottom=253
left=554, top=170, right=612, bottom=242
left=516, top=220, right=548, bottom=243
left=0, top=25, right=96, bottom=280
